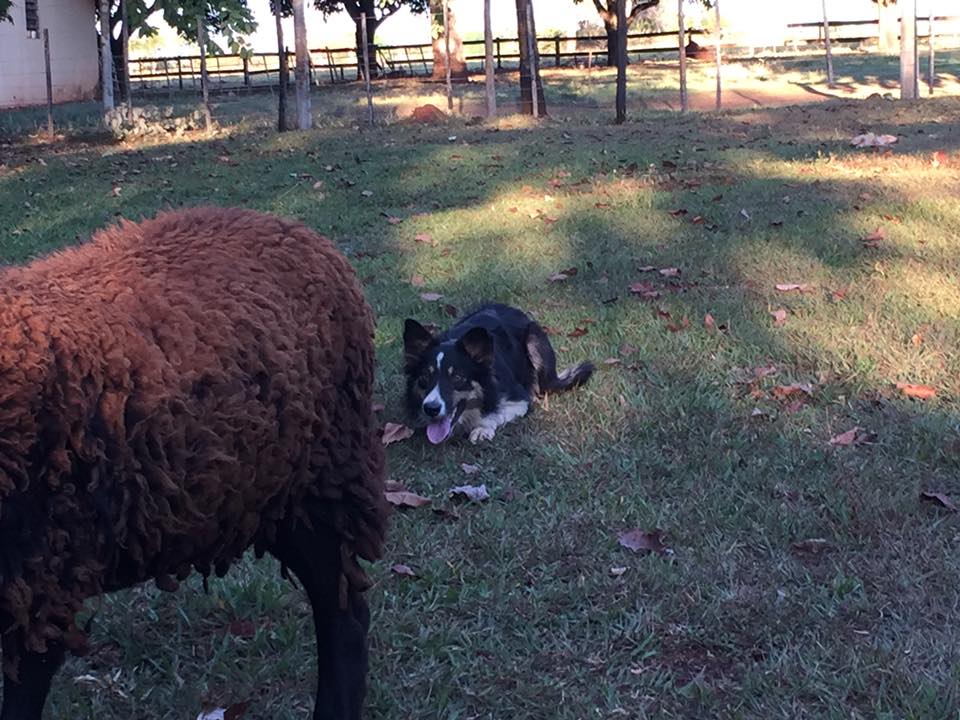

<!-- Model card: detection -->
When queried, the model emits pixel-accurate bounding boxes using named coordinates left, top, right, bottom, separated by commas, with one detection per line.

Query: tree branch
left=340, top=0, right=361, bottom=21
left=627, top=0, right=659, bottom=25
left=379, top=0, right=402, bottom=19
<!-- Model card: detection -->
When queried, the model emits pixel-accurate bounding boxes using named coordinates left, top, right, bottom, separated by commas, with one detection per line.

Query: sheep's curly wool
left=0, top=207, right=388, bottom=676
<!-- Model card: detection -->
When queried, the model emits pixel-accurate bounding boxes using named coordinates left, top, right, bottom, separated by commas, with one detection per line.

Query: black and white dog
left=403, top=303, right=594, bottom=444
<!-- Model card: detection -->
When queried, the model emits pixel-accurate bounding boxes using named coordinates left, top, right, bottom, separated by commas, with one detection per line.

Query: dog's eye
left=417, top=374, right=432, bottom=388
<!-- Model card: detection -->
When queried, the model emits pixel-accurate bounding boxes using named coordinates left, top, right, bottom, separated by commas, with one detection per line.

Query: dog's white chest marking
left=469, top=400, right=529, bottom=444
left=424, top=352, right=446, bottom=415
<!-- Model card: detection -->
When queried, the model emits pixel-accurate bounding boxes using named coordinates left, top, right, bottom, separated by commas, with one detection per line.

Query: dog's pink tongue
left=426, top=416, right=453, bottom=444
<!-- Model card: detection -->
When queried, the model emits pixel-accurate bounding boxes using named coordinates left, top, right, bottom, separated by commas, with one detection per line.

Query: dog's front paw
left=469, top=425, right=496, bottom=444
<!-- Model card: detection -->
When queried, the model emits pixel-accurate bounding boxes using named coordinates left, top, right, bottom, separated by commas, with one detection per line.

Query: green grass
left=2, top=86, right=960, bottom=719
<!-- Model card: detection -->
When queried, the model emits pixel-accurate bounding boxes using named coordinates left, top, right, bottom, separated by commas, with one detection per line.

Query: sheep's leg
left=271, top=523, right=369, bottom=720
left=0, top=638, right=65, bottom=720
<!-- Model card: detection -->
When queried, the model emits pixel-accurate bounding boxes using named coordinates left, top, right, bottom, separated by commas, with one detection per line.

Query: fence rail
left=127, top=15, right=960, bottom=92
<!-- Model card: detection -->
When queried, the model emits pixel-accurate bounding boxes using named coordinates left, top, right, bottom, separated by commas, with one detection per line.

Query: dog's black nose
left=423, top=401, right=442, bottom=417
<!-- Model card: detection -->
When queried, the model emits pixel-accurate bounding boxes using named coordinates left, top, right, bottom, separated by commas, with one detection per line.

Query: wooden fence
left=127, top=16, right=960, bottom=92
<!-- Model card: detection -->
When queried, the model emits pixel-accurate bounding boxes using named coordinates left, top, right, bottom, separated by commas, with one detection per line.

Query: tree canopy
left=100, top=0, right=255, bottom=54
left=312, top=0, right=428, bottom=30
left=0, top=0, right=12, bottom=23
left=572, top=0, right=659, bottom=32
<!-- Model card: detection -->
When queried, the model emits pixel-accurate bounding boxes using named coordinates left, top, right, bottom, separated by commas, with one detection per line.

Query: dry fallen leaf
left=382, top=422, right=414, bottom=446
left=850, top=132, right=898, bottom=148
left=829, top=427, right=860, bottom=446
left=920, top=491, right=958, bottom=512
left=911, top=333, right=923, bottom=346
left=420, top=292, right=443, bottom=302
left=384, top=490, right=432, bottom=508
left=658, top=267, right=681, bottom=277
left=196, top=703, right=250, bottom=720
left=360, top=189, right=374, bottom=197
left=390, top=563, right=418, bottom=577
left=410, top=274, right=426, bottom=287
left=895, top=382, right=937, bottom=400
left=666, top=316, right=691, bottom=333
left=704, top=313, right=716, bottom=332
left=637, top=265, right=656, bottom=272
left=449, top=484, right=490, bottom=502
left=602, top=357, right=622, bottom=367
left=460, top=463, right=481, bottom=475
left=667, top=208, right=688, bottom=217
left=548, top=267, right=578, bottom=282
left=617, top=528, right=669, bottom=556
left=629, top=282, right=660, bottom=299
left=791, top=538, right=831, bottom=555
left=775, top=283, right=814, bottom=293
left=414, top=232, right=435, bottom=245
left=609, top=566, right=628, bottom=577
left=568, top=326, right=589, bottom=338
left=772, top=383, right=813, bottom=399
left=861, top=227, right=885, bottom=247
left=770, top=308, right=788, bottom=327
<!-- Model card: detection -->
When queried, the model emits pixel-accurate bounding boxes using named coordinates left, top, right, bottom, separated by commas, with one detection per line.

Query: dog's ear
left=403, top=319, right=434, bottom=368
left=457, top=327, right=494, bottom=366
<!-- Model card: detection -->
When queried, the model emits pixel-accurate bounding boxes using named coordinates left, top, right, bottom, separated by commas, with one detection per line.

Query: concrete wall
left=0, top=0, right=99, bottom=108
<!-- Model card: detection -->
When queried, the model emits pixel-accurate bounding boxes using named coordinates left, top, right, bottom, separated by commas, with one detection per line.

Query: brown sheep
left=0, top=207, right=389, bottom=720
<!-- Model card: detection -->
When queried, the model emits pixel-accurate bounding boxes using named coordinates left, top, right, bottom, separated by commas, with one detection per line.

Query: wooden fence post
left=443, top=0, right=453, bottom=112
left=821, top=0, right=835, bottom=87
left=43, top=28, right=54, bottom=135
left=615, top=0, right=626, bottom=123
left=555, top=37, right=560, bottom=67
left=714, top=0, right=722, bottom=110
left=361, top=12, right=374, bottom=125
left=678, top=0, right=687, bottom=112
left=496, top=38, right=502, bottom=69
left=177, top=57, right=184, bottom=89
left=928, top=13, right=935, bottom=95
left=243, top=56, right=250, bottom=86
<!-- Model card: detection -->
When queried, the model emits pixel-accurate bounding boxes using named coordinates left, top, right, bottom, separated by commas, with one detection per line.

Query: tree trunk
left=430, top=0, right=467, bottom=82
left=110, top=30, right=126, bottom=102
left=99, top=0, right=114, bottom=110
left=605, top=21, right=618, bottom=67
left=515, top=0, right=546, bottom=115
left=484, top=0, right=496, bottom=118
left=292, top=0, right=312, bottom=129
left=877, top=1, right=899, bottom=53
left=275, top=1, right=288, bottom=131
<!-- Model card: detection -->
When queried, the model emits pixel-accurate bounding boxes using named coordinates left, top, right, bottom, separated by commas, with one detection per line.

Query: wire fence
left=126, top=16, right=960, bottom=95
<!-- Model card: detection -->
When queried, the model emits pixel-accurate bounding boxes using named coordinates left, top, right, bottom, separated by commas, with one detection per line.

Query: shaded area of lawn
left=1, top=97, right=959, bottom=719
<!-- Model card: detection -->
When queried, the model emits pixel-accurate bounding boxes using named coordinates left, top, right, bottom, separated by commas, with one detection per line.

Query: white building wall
left=0, top=0, right=99, bottom=108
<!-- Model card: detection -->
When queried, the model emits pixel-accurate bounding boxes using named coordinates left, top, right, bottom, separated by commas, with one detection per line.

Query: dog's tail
left=525, top=323, right=595, bottom=395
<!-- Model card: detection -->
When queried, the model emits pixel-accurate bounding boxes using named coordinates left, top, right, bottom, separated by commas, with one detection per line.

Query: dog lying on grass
left=403, top=303, right=594, bottom=444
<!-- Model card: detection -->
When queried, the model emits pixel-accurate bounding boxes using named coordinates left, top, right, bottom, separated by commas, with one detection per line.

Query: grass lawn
left=1, top=86, right=960, bottom=719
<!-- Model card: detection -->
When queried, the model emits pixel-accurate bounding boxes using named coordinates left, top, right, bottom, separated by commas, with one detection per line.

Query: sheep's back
left=0, top=207, right=387, bottom=658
